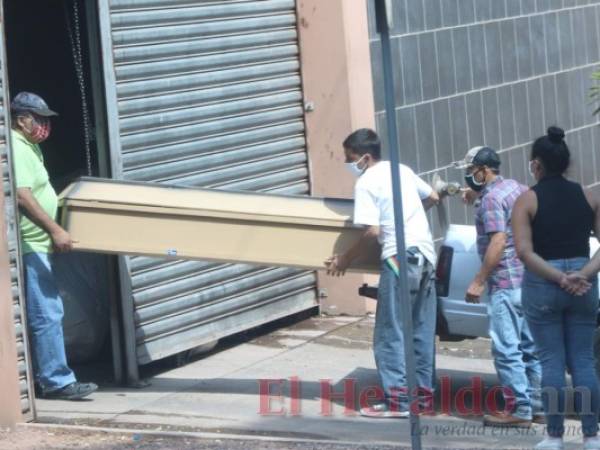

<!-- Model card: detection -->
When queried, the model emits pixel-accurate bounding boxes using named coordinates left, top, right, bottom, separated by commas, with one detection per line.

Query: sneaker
left=42, top=382, right=98, bottom=400
left=584, top=436, right=600, bottom=450
left=534, top=437, right=564, bottom=450
left=483, top=413, right=531, bottom=428
left=532, top=414, right=547, bottom=425
left=360, top=402, right=410, bottom=418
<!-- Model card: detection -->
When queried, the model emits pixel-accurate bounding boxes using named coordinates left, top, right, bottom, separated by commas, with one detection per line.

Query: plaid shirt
left=475, top=177, right=528, bottom=291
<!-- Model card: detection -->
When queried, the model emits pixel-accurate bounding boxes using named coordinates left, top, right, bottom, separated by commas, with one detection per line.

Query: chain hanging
left=65, top=0, right=93, bottom=177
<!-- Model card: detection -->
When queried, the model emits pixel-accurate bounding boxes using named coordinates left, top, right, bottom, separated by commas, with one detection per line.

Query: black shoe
left=42, top=382, right=98, bottom=400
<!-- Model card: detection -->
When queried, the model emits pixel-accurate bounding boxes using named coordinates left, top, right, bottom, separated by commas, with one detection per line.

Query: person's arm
left=17, top=188, right=73, bottom=252
left=411, top=168, right=439, bottom=211
left=466, top=232, right=506, bottom=303
left=465, top=196, right=507, bottom=303
left=325, top=182, right=379, bottom=276
left=421, top=190, right=440, bottom=211
left=512, top=191, right=587, bottom=294
left=580, top=190, right=600, bottom=280
left=462, top=188, right=481, bottom=206
left=325, top=226, right=379, bottom=276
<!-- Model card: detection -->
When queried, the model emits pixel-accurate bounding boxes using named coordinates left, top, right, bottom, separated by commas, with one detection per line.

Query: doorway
left=3, top=0, right=120, bottom=394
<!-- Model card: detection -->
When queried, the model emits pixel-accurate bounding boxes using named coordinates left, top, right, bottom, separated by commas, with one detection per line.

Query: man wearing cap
left=456, top=146, right=541, bottom=427
left=11, top=92, right=97, bottom=400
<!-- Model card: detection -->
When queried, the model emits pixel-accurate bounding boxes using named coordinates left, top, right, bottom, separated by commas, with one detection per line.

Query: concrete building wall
left=367, top=0, right=600, bottom=240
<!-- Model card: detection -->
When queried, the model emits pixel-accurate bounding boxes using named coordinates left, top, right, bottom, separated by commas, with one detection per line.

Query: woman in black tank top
left=512, top=127, right=600, bottom=450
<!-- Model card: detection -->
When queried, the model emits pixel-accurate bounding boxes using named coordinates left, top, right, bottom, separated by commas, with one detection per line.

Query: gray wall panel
left=469, top=25, right=488, bottom=89
left=482, top=89, right=500, bottom=150
left=441, top=0, right=459, bottom=28
left=424, top=0, right=442, bottom=30
left=484, top=22, right=503, bottom=86
left=458, top=0, right=475, bottom=24
left=396, top=107, right=419, bottom=169
left=436, top=30, right=456, bottom=98
left=542, top=76, right=559, bottom=127
left=368, top=1, right=600, bottom=242
left=433, top=99, right=453, bottom=167
left=401, top=35, right=423, bottom=104
left=408, top=0, right=425, bottom=32
left=558, top=10, right=575, bottom=70
left=544, top=13, right=561, bottom=73
left=449, top=96, right=469, bottom=162
left=415, top=103, right=436, bottom=172
left=466, top=91, right=484, bottom=148
left=452, top=27, right=472, bottom=93
left=419, top=32, right=439, bottom=101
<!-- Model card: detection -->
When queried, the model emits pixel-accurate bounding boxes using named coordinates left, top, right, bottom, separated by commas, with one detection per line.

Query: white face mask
left=528, top=160, right=537, bottom=178
left=345, top=155, right=366, bottom=177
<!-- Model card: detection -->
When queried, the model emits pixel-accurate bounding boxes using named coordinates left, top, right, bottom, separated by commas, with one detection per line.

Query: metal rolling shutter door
left=100, top=0, right=317, bottom=367
left=3, top=166, right=34, bottom=419
left=0, top=3, right=35, bottom=417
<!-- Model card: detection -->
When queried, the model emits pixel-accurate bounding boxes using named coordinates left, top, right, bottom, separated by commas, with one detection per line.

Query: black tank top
left=531, top=176, right=594, bottom=260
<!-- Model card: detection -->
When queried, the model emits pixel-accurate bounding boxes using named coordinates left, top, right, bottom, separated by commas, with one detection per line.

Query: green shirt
left=11, top=130, right=57, bottom=254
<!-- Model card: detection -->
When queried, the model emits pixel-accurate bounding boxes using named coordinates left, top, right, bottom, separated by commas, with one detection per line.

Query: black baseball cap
left=455, top=146, right=500, bottom=169
left=472, top=146, right=501, bottom=169
left=10, top=92, right=58, bottom=117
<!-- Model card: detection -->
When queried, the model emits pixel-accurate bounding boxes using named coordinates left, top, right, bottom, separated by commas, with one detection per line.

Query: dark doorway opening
left=4, top=0, right=100, bottom=190
left=3, top=0, right=118, bottom=391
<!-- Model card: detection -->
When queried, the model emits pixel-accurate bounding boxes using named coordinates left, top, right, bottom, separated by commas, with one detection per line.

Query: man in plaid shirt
left=457, top=146, right=542, bottom=427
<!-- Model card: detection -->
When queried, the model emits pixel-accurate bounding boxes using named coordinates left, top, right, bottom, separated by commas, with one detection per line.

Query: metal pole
left=374, top=1, right=422, bottom=449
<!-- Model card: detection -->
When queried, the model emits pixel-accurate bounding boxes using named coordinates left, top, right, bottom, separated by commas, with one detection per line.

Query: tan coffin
left=58, top=178, right=380, bottom=273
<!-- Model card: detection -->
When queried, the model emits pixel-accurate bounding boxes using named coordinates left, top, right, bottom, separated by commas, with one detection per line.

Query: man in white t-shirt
left=326, top=128, right=439, bottom=418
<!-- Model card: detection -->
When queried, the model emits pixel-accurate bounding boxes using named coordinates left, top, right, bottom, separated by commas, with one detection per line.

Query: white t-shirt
left=353, top=161, right=436, bottom=265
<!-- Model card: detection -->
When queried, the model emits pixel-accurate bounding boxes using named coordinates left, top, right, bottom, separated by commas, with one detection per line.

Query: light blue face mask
left=345, top=156, right=366, bottom=177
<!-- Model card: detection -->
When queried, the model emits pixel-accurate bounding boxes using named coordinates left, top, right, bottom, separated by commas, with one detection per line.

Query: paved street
left=27, top=315, right=586, bottom=449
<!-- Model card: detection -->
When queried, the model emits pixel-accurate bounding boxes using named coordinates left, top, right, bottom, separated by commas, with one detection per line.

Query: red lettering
left=320, top=378, right=356, bottom=416
left=455, top=377, right=483, bottom=416
left=440, top=376, right=452, bottom=415
left=359, top=385, right=385, bottom=410
left=258, top=379, right=286, bottom=416
left=289, top=376, right=301, bottom=416
left=485, top=386, right=515, bottom=416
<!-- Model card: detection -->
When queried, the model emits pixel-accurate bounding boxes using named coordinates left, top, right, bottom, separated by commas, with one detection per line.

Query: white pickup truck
left=434, top=225, right=600, bottom=341
left=359, top=225, right=600, bottom=358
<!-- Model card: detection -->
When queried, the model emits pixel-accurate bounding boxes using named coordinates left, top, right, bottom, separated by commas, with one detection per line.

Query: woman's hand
left=558, top=272, right=591, bottom=296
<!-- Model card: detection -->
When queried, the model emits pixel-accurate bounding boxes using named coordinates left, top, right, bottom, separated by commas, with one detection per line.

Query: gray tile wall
left=368, top=0, right=600, bottom=240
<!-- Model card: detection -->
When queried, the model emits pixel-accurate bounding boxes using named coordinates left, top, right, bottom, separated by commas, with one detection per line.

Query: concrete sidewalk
left=36, top=316, right=586, bottom=449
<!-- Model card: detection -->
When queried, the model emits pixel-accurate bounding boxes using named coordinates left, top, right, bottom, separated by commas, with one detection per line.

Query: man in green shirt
left=11, top=92, right=97, bottom=400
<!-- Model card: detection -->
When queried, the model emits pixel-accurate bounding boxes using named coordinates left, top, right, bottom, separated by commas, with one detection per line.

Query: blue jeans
left=24, top=252, right=76, bottom=393
left=374, top=249, right=436, bottom=410
left=488, top=288, right=542, bottom=420
left=522, top=258, right=600, bottom=438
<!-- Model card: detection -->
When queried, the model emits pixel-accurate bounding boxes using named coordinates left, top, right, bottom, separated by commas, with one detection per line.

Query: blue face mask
left=345, top=156, right=366, bottom=177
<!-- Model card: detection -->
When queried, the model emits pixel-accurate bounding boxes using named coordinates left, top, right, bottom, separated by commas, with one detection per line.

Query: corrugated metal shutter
left=99, top=0, right=317, bottom=372
left=0, top=2, right=35, bottom=419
